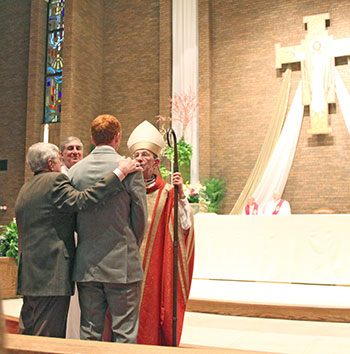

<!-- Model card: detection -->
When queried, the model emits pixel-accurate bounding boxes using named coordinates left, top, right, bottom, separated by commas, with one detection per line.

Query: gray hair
left=60, top=136, right=83, bottom=152
left=27, top=142, right=59, bottom=172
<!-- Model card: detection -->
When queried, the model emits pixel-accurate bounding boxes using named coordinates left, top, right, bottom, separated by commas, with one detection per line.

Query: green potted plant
left=0, top=219, right=18, bottom=264
left=203, top=177, right=226, bottom=213
left=0, top=218, right=19, bottom=299
left=160, top=139, right=193, bottom=182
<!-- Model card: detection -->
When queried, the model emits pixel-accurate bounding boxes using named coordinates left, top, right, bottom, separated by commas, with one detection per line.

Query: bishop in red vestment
left=129, top=121, right=195, bottom=346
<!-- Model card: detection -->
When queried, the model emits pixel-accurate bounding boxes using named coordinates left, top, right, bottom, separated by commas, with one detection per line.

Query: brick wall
left=2, top=0, right=350, bottom=220
left=202, top=0, right=350, bottom=213
left=0, top=0, right=31, bottom=225
left=102, top=0, right=161, bottom=156
left=60, top=0, right=104, bottom=153
left=25, top=0, right=48, bottom=180
left=0, top=0, right=165, bottom=223
left=198, top=0, right=211, bottom=181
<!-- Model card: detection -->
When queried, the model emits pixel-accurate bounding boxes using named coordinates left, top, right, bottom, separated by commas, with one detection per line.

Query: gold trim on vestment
left=167, top=201, right=193, bottom=302
left=140, top=184, right=171, bottom=301
left=140, top=182, right=193, bottom=304
left=186, top=212, right=195, bottom=268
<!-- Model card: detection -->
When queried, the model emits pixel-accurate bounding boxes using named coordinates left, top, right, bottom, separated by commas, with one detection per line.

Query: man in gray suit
left=15, top=142, right=140, bottom=338
left=69, top=114, right=147, bottom=343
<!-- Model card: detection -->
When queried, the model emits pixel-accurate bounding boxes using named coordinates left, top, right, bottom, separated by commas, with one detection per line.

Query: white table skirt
left=193, top=214, right=350, bottom=285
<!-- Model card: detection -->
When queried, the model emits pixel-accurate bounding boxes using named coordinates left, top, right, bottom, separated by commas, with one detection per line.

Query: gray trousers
left=78, top=281, right=141, bottom=343
left=19, top=295, right=70, bottom=338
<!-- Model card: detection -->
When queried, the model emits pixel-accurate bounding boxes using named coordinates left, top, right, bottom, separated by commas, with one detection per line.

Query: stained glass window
left=43, top=0, right=65, bottom=123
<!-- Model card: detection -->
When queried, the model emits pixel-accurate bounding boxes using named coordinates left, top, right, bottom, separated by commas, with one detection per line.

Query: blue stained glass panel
left=44, top=0, right=65, bottom=124
left=48, top=0, right=65, bottom=31
left=44, top=75, right=62, bottom=123
left=46, top=32, right=64, bottom=75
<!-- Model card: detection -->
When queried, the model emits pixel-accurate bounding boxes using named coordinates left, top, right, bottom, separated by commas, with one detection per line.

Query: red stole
left=245, top=203, right=259, bottom=215
left=272, top=199, right=284, bottom=215
left=137, top=176, right=194, bottom=346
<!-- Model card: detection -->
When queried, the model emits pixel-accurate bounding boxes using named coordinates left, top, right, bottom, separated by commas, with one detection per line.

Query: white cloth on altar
left=193, top=213, right=350, bottom=284
left=264, top=199, right=291, bottom=215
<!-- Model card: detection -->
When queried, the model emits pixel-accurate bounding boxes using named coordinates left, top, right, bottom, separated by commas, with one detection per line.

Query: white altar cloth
left=193, top=214, right=350, bottom=285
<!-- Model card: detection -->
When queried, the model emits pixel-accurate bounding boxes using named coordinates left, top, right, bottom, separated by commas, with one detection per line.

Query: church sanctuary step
left=181, top=312, right=350, bottom=354
left=5, top=333, right=277, bottom=354
left=188, top=279, right=350, bottom=322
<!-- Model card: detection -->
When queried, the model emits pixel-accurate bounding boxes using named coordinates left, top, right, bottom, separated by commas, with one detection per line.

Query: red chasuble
left=245, top=202, right=259, bottom=215
left=138, top=175, right=195, bottom=346
left=272, top=199, right=284, bottom=215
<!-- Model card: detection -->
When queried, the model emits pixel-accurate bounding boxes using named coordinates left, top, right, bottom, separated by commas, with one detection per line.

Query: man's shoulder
left=68, top=153, right=103, bottom=179
left=123, top=170, right=145, bottom=187
left=69, top=154, right=92, bottom=175
left=33, top=171, right=68, bottom=183
left=46, top=172, right=70, bottom=188
left=16, top=172, right=68, bottom=203
left=69, top=151, right=118, bottom=187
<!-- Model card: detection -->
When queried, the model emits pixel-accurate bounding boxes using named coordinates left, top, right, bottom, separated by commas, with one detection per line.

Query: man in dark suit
left=15, top=142, right=140, bottom=338
left=69, top=114, right=147, bottom=343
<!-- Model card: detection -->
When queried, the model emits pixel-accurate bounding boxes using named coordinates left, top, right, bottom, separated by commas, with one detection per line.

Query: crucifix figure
left=275, top=13, right=350, bottom=134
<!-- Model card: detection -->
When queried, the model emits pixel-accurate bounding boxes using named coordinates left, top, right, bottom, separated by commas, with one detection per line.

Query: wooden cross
left=275, top=13, right=350, bottom=134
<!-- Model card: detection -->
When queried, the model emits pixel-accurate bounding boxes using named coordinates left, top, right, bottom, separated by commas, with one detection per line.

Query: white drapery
left=252, top=70, right=350, bottom=213
left=172, top=0, right=199, bottom=184
left=254, top=82, right=304, bottom=212
left=335, top=68, right=350, bottom=136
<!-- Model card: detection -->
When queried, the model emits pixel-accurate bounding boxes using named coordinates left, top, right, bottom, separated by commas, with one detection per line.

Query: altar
left=193, top=214, right=350, bottom=285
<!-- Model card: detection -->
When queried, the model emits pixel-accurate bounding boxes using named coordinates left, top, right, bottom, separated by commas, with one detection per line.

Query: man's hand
left=173, top=172, right=185, bottom=198
left=118, top=157, right=143, bottom=176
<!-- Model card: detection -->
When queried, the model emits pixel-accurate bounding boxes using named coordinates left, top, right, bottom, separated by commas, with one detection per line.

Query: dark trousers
left=19, top=295, right=70, bottom=338
left=78, top=281, right=141, bottom=343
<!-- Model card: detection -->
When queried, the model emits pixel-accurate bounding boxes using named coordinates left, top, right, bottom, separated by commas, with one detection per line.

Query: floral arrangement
left=156, top=89, right=199, bottom=135
left=183, top=178, right=226, bottom=213
left=183, top=182, right=206, bottom=204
